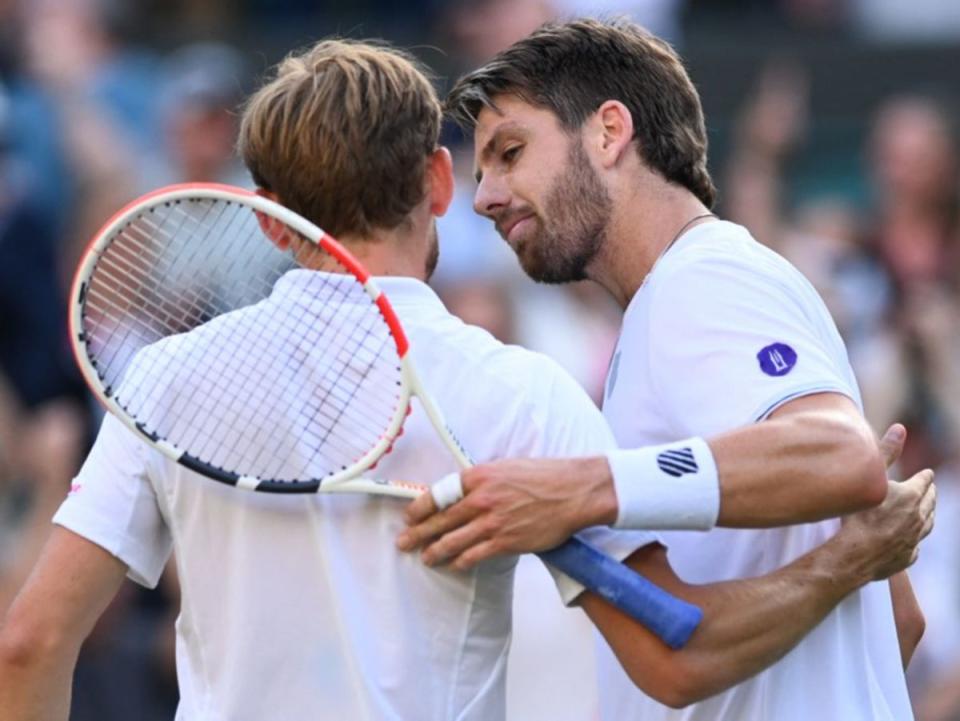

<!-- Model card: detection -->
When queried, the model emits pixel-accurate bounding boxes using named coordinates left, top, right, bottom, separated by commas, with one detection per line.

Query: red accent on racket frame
left=315, top=230, right=410, bottom=358
left=374, top=295, right=410, bottom=358
left=317, top=234, right=371, bottom=284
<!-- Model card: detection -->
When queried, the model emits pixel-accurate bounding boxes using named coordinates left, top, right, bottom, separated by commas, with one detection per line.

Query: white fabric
left=55, top=272, right=656, bottom=721
left=606, top=436, right=719, bottom=530
left=598, top=221, right=912, bottom=721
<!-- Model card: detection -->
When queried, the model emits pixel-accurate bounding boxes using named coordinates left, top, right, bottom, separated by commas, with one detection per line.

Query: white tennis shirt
left=598, top=220, right=912, bottom=720
left=55, top=273, right=656, bottom=721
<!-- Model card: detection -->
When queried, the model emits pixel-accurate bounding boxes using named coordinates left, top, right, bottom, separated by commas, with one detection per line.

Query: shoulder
left=658, top=222, right=807, bottom=288
left=416, top=314, right=614, bottom=455
left=428, top=314, right=598, bottom=409
left=647, top=221, right=818, bottom=317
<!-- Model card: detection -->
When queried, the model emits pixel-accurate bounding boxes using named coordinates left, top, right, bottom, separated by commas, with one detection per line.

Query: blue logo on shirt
left=758, top=343, right=797, bottom=377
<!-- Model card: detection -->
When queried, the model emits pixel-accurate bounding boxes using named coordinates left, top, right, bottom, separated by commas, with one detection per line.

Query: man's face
left=472, top=95, right=611, bottom=283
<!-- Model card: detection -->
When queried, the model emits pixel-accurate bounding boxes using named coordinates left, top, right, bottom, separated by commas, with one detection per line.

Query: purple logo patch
left=758, top=343, right=797, bottom=376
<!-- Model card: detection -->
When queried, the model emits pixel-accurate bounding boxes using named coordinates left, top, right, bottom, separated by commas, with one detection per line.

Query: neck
left=587, top=177, right=714, bottom=308
left=266, top=188, right=435, bottom=281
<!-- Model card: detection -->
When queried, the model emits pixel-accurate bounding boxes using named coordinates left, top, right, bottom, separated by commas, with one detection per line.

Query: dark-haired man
left=400, top=18, right=926, bottom=720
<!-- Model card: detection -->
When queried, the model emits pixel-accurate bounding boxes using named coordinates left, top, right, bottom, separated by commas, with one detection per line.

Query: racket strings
left=86, top=200, right=270, bottom=389
left=122, top=224, right=396, bottom=478
left=235, top=276, right=398, bottom=478
left=81, top=197, right=406, bottom=482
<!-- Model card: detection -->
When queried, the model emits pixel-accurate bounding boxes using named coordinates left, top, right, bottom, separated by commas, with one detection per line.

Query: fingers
left=403, top=491, right=438, bottom=526
left=420, top=520, right=495, bottom=568
left=920, top=510, right=935, bottom=541
left=430, top=472, right=465, bottom=511
left=878, top=423, right=907, bottom=469
left=902, top=467, right=935, bottom=497
left=397, top=500, right=477, bottom=552
left=450, top=540, right=503, bottom=572
left=919, top=471, right=937, bottom=536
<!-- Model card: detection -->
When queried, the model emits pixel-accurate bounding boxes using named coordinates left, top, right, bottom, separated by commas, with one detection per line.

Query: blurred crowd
left=0, top=0, right=958, bottom=719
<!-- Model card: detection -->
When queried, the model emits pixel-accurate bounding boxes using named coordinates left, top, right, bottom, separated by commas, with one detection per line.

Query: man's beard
left=515, top=138, right=612, bottom=284
left=425, top=220, right=440, bottom=281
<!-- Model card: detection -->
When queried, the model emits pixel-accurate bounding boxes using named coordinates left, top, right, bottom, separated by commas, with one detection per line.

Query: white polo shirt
left=598, top=221, right=912, bottom=720
left=55, top=273, right=656, bottom=721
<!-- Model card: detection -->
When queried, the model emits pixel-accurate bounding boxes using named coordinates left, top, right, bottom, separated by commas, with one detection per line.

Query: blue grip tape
left=536, top=536, right=702, bottom=649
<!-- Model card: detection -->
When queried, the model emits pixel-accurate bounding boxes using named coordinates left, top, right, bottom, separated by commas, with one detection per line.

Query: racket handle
left=536, top=536, right=702, bottom=649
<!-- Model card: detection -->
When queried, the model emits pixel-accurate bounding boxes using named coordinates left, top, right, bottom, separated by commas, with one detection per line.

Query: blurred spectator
left=438, top=0, right=556, bottom=73
left=21, top=0, right=158, bottom=274
left=852, top=0, right=960, bottom=41
left=555, top=0, right=685, bottom=43
left=0, top=3, right=71, bottom=237
left=148, top=42, right=250, bottom=187
left=866, top=96, right=959, bottom=293
left=23, top=0, right=160, bottom=153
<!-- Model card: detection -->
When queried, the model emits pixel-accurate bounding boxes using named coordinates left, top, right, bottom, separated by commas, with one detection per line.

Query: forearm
left=710, top=406, right=886, bottom=527
left=602, top=396, right=887, bottom=533
left=673, top=543, right=861, bottom=697
left=0, top=528, right=128, bottom=720
left=0, top=636, right=77, bottom=721
left=889, top=572, right=924, bottom=668
left=583, top=539, right=867, bottom=707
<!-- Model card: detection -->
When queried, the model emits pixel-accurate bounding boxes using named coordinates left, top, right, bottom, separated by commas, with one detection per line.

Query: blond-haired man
left=0, top=38, right=933, bottom=721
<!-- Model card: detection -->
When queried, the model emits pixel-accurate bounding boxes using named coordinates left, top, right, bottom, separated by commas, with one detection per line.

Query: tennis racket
left=69, top=182, right=702, bottom=649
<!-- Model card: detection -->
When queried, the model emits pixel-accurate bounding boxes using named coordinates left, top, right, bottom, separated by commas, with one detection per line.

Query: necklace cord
left=641, top=212, right=716, bottom=288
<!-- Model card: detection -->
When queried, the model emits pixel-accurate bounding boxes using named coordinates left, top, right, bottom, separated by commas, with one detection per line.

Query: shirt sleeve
left=647, top=253, right=858, bottom=438
left=524, top=362, right=661, bottom=604
left=53, top=413, right=173, bottom=588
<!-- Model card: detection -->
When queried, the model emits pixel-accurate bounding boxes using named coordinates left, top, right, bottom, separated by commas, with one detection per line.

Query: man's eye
left=502, top=145, right=522, bottom=163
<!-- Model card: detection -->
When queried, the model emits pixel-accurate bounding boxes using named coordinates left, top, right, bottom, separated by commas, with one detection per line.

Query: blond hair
left=239, top=39, right=442, bottom=237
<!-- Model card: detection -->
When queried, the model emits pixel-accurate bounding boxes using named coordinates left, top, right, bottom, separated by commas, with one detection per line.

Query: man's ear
left=427, top=147, right=455, bottom=217
left=586, top=100, right=636, bottom=170
left=253, top=188, right=291, bottom=250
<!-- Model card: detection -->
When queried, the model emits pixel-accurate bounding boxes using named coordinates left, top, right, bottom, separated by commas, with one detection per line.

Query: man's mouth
left=500, top=214, right=534, bottom=244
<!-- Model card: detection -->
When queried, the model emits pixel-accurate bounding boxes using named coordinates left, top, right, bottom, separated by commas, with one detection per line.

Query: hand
left=833, top=468, right=935, bottom=583
left=396, top=457, right=617, bottom=570
left=830, top=423, right=935, bottom=582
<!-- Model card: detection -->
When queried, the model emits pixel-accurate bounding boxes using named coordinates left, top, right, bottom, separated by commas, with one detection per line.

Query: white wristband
left=605, top=437, right=720, bottom=530
left=430, top=472, right=464, bottom=510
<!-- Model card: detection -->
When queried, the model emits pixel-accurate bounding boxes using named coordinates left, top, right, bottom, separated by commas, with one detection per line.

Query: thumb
left=878, top=424, right=907, bottom=470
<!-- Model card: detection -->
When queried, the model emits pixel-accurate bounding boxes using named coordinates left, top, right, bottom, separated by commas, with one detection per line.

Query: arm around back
left=581, top=467, right=935, bottom=708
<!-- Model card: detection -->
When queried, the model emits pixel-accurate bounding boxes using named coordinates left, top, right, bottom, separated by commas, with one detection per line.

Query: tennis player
left=0, top=39, right=932, bottom=721
left=400, top=17, right=929, bottom=720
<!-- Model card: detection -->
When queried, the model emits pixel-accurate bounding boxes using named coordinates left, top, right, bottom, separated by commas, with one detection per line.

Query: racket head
left=70, top=183, right=416, bottom=493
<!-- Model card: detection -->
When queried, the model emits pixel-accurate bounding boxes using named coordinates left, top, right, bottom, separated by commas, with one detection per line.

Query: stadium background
left=0, top=0, right=958, bottom=718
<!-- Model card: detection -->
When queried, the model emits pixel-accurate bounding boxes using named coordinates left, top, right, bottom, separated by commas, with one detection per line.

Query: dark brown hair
left=446, top=18, right=716, bottom=208
left=239, top=39, right=442, bottom=237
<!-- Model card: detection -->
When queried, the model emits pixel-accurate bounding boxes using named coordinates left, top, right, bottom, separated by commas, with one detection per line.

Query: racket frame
left=69, top=182, right=456, bottom=496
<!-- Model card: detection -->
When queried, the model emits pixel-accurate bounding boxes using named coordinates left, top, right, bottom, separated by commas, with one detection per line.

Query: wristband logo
left=657, top=447, right=698, bottom=477
left=758, top=342, right=797, bottom=377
